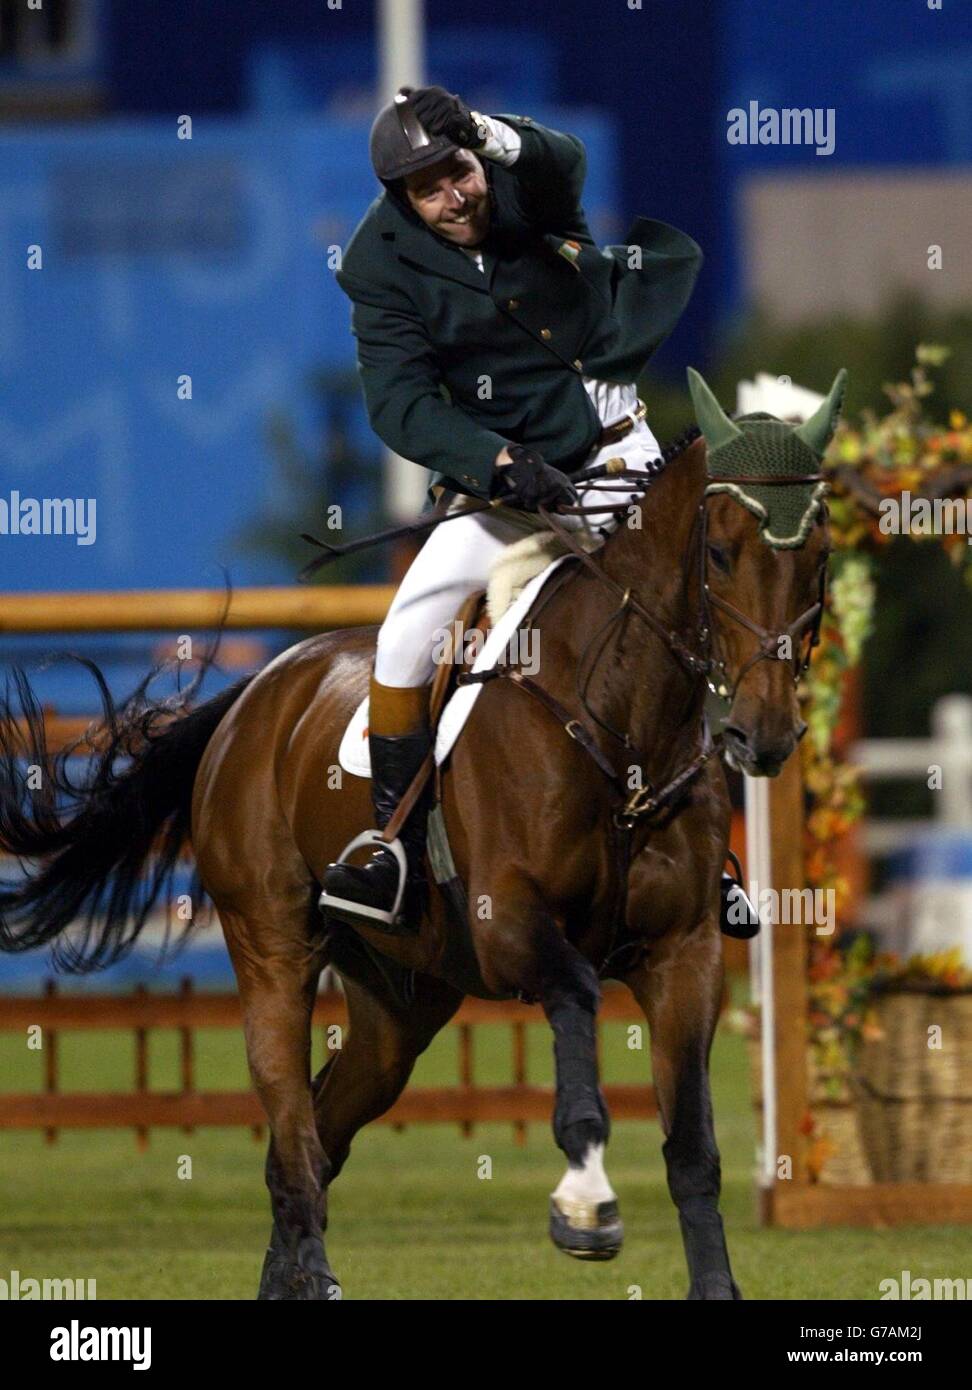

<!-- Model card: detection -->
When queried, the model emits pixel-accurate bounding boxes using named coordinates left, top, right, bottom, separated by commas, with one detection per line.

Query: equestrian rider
left=321, top=86, right=754, bottom=938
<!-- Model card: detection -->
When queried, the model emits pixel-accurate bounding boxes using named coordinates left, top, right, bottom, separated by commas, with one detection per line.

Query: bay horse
left=0, top=368, right=842, bottom=1300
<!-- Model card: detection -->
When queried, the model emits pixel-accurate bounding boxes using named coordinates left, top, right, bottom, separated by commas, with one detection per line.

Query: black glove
left=402, top=85, right=483, bottom=149
left=490, top=445, right=579, bottom=513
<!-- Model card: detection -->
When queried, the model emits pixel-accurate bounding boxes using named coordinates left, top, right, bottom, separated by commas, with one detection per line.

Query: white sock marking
left=552, top=1142, right=616, bottom=1205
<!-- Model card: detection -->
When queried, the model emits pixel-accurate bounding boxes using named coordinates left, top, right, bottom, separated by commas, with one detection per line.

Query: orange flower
left=807, top=1134, right=838, bottom=1183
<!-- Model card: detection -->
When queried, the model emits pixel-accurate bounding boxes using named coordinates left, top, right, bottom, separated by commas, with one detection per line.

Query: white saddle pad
left=338, top=556, right=571, bottom=778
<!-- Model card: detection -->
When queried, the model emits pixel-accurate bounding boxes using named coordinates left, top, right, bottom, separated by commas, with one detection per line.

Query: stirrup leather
left=318, top=829, right=409, bottom=930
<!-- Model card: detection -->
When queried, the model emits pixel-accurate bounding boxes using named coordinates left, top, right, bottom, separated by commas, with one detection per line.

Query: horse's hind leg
left=220, top=905, right=338, bottom=1301
left=310, top=948, right=463, bottom=1183
left=624, top=919, right=741, bottom=1300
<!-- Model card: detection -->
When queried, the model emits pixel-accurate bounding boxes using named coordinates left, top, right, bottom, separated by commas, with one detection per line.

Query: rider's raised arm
left=338, top=268, right=506, bottom=497
left=487, top=114, right=587, bottom=229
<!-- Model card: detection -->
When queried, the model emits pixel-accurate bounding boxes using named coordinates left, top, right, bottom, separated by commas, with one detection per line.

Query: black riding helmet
left=370, top=89, right=459, bottom=195
left=370, top=87, right=498, bottom=242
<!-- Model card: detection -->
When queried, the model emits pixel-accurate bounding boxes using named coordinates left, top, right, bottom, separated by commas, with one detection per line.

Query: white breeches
left=373, top=417, right=662, bottom=688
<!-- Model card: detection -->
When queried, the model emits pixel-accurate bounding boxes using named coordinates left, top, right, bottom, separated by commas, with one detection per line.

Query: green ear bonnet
left=686, top=367, right=848, bottom=548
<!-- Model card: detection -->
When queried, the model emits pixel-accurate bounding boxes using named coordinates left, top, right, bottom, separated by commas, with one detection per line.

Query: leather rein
left=302, top=446, right=826, bottom=970
left=456, top=466, right=826, bottom=976
left=465, top=468, right=825, bottom=823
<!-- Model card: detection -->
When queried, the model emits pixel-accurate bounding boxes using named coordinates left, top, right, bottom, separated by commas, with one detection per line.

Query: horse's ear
left=793, top=368, right=848, bottom=459
left=686, top=367, right=742, bottom=453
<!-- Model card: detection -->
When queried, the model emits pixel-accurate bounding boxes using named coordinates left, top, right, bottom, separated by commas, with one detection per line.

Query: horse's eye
left=707, top=543, right=731, bottom=576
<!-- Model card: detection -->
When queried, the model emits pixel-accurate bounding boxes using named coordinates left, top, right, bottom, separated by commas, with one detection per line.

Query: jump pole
left=378, top=0, right=430, bottom=522
left=744, top=773, right=777, bottom=1191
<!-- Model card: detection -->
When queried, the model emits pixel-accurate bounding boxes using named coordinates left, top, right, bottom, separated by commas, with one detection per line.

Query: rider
left=321, top=86, right=751, bottom=935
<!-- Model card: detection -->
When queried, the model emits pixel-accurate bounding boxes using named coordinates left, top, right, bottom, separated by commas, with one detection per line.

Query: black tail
left=0, top=659, right=254, bottom=971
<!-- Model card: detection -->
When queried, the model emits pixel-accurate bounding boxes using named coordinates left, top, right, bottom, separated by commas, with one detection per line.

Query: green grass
left=1, top=1017, right=970, bottom=1299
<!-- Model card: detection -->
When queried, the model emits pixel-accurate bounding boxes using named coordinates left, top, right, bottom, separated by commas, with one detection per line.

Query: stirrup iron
left=720, top=850, right=760, bottom=939
left=318, top=829, right=408, bottom=930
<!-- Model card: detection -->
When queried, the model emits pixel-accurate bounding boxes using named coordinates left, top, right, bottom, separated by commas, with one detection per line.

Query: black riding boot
left=319, top=728, right=432, bottom=934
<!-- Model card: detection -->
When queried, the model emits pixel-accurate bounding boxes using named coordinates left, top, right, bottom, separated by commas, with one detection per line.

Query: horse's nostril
left=724, top=725, right=749, bottom=748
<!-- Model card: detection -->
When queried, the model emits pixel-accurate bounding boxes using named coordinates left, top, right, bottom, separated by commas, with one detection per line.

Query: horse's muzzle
left=722, top=720, right=806, bottom=778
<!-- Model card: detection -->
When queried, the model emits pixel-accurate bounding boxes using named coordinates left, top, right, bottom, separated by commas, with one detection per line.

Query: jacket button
left=507, top=298, right=520, bottom=310
left=540, top=328, right=552, bottom=340
left=573, top=359, right=583, bottom=371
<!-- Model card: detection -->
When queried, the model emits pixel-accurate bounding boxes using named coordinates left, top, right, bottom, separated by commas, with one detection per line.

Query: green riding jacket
left=336, top=114, right=703, bottom=500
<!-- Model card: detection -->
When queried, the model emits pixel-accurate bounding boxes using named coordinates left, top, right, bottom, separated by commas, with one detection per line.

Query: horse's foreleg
left=495, top=910, right=621, bottom=1261
left=221, top=907, right=338, bottom=1301
left=625, top=920, right=741, bottom=1300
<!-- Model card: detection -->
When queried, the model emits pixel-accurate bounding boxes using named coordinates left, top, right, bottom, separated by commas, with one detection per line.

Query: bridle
left=458, top=456, right=828, bottom=837
left=455, top=461, right=829, bottom=980
left=301, top=446, right=827, bottom=824
left=695, top=481, right=828, bottom=705
left=536, top=470, right=827, bottom=732
left=304, top=442, right=830, bottom=980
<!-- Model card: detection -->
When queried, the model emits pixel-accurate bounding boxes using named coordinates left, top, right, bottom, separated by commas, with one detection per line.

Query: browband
left=706, top=474, right=825, bottom=486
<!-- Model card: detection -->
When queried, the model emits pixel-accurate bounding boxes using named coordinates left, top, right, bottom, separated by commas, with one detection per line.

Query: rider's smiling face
left=404, top=151, right=490, bottom=247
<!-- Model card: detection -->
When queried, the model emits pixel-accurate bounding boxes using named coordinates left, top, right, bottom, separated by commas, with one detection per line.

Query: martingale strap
left=459, top=667, right=623, bottom=788
left=457, top=665, right=722, bottom=825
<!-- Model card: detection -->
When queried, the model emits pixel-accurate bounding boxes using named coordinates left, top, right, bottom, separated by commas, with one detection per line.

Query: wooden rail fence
left=0, top=980, right=657, bottom=1147
left=0, top=585, right=396, bottom=634
left=0, top=583, right=396, bottom=753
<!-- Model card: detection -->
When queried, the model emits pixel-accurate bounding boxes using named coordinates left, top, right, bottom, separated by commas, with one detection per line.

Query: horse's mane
left=658, top=424, right=702, bottom=469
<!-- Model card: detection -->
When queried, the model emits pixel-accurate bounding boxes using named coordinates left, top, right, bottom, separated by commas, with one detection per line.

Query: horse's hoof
left=549, top=1195, right=624, bottom=1261
left=258, top=1262, right=341, bottom=1301
left=257, top=1234, right=341, bottom=1301
left=686, top=1272, right=742, bottom=1300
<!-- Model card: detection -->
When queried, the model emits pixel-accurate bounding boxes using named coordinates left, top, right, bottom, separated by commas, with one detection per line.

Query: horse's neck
left=545, top=438, right=708, bottom=765
left=601, top=436, right=706, bottom=618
